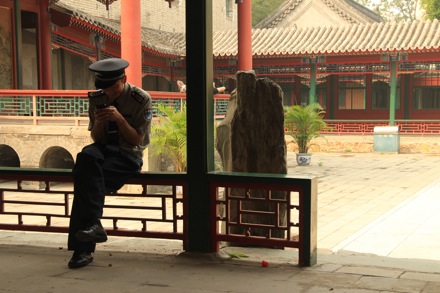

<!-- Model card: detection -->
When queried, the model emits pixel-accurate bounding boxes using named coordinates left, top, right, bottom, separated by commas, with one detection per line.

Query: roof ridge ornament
left=165, top=0, right=174, bottom=8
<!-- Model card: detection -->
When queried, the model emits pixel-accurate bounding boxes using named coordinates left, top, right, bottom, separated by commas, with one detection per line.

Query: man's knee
left=77, top=145, right=104, bottom=163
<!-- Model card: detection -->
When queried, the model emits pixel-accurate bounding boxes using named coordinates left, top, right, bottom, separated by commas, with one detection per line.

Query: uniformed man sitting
left=67, top=58, right=152, bottom=269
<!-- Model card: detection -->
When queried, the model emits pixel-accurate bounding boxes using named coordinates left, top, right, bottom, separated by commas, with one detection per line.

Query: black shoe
left=68, top=251, right=93, bottom=269
left=75, top=223, right=108, bottom=243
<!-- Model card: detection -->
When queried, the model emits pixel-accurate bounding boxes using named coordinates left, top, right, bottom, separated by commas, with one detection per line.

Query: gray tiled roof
left=214, top=20, right=440, bottom=57
left=53, top=2, right=440, bottom=59
left=52, top=2, right=183, bottom=56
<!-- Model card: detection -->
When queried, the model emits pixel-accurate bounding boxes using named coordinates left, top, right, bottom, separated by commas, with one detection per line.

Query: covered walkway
left=2, top=152, right=440, bottom=292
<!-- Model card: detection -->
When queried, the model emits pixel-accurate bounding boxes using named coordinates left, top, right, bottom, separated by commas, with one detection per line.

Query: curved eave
left=70, top=18, right=120, bottom=42
left=215, top=47, right=440, bottom=59
left=214, top=19, right=440, bottom=59
left=70, top=17, right=182, bottom=57
left=142, top=47, right=181, bottom=58
left=53, top=3, right=182, bottom=59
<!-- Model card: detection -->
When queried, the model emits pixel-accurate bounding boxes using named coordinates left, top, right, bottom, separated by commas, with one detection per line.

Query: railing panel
left=324, top=120, right=440, bottom=135
left=0, top=168, right=188, bottom=247
left=0, top=90, right=231, bottom=125
left=0, top=169, right=318, bottom=266
left=37, top=96, right=89, bottom=117
left=0, top=96, right=33, bottom=116
left=208, top=172, right=317, bottom=267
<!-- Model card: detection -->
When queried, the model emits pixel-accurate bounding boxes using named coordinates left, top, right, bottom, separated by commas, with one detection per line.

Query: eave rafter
left=70, top=18, right=120, bottom=43
left=49, top=0, right=118, bottom=9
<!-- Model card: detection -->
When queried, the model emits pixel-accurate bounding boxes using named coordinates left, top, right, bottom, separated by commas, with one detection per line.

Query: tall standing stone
left=215, top=70, right=287, bottom=239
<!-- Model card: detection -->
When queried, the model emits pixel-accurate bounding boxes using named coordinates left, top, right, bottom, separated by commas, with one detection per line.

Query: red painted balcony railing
left=0, top=168, right=188, bottom=245
left=323, top=120, right=440, bottom=135
left=0, top=90, right=230, bottom=126
left=0, top=168, right=318, bottom=266
left=209, top=172, right=317, bottom=267
left=2, top=90, right=440, bottom=134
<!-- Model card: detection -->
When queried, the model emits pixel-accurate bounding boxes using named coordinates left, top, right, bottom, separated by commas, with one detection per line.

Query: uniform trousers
left=68, top=143, right=142, bottom=253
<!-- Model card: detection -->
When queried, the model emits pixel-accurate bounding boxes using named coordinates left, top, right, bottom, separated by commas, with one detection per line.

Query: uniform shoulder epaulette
left=88, top=90, right=105, bottom=98
left=131, top=87, right=147, bottom=104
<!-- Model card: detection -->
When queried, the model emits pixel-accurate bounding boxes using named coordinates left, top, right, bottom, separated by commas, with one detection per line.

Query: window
left=299, top=78, right=309, bottom=106
left=413, top=88, right=440, bottom=109
left=338, top=76, right=365, bottom=109
left=413, top=72, right=440, bottom=110
left=21, top=11, right=38, bottom=89
left=298, top=78, right=327, bottom=108
left=317, top=80, right=327, bottom=110
left=372, top=75, right=400, bottom=110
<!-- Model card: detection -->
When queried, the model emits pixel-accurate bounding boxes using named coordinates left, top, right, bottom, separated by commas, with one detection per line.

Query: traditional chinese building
left=254, top=0, right=383, bottom=29
left=0, top=0, right=439, bottom=134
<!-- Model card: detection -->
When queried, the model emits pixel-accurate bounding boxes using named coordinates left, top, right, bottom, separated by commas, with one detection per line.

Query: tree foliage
left=252, top=0, right=434, bottom=26
left=421, top=0, right=440, bottom=19
left=251, top=0, right=285, bottom=26
left=355, top=0, right=423, bottom=21
left=377, top=0, right=421, bottom=20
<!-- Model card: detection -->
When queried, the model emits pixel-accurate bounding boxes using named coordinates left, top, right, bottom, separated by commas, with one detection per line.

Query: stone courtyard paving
left=2, top=152, right=440, bottom=263
left=286, top=152, right=440, bottom=261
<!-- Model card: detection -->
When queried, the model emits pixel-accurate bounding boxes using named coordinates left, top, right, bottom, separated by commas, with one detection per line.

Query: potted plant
left=284, top=103, right=328, bottom=165
left=150, top=104, right=187, bottom=172
left=150, top=103, right=224, bottom=173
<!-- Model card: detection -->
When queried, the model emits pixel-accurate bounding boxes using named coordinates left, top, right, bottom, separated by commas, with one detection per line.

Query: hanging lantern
left=96, top=0, right=116, bottom=11
left=165, top=0, right=174, bottom=8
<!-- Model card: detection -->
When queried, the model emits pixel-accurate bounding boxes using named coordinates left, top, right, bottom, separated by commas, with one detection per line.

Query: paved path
left=287, top=152, right=440, bottom=261
left=2, top=152, right=440, bottom=292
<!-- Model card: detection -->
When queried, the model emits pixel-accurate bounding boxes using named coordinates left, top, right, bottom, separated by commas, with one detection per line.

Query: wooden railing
left=2, top=90, right=440, bottom=135
left=324, top=120, right=440, bottom=135
left=0, top=167, right=188, bottom=244
left=0, top=168, right=318, bottom=266
left=209, top=172, right=317, bottom=267
left=0, top=90, right=230, bottom=126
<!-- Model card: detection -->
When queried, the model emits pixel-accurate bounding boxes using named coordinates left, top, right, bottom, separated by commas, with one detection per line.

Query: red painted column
left=121, top=0, right=142, bottom=87
left=40, top=1, right=52, bottom=89
left=237, top=0, right=252, bottom=71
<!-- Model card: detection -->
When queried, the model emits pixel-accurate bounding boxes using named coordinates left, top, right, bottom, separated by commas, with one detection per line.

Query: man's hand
left=93, top=106, right=144, bottom=146
left=94, top=106, right=123, bottom=124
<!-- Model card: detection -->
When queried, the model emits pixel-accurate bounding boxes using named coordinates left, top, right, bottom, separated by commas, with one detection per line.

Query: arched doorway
left=39, top=146, right=74, bottom=169
left=0, top=144, right=20, bottom=167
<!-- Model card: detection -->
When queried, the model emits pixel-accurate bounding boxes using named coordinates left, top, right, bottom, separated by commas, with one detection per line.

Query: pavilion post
left=121, top=0, right=142, bottom=87
left=185, top=0, right=215, bottom=252
left=40, top=1, right=52, bottom=89
left=389, top=60, right=397, bottom=126
left=309, top=62, right=317, bottom=105
left=237, top=0, right=252, bottom=71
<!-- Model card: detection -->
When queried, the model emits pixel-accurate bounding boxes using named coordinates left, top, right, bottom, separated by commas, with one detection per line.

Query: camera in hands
left=96, top=104, right=108, bottom=109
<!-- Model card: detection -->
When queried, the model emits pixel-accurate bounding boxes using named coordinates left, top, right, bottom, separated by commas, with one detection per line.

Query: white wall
left=57, top=0, right=237, bottom=33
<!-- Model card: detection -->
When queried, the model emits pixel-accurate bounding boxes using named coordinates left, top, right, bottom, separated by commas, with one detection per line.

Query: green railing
left=0, top=90, right=230, bottom=126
